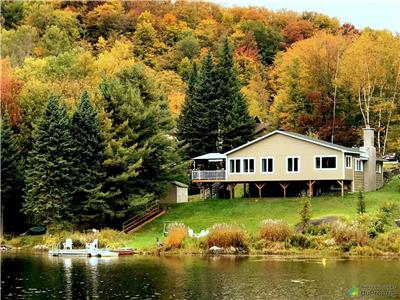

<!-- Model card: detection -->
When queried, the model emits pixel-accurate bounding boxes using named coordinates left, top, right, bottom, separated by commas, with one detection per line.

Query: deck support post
left=227, top=183, right=237, bottom=199
left=307, top=180, right=316, bottom=198
left=244, top=183, right=247, bottom=198
left=337, top=180, right=344, bottom=198
left=254, top=183, right=265, bottom=199
left=279, top=183, right=290, bottom=198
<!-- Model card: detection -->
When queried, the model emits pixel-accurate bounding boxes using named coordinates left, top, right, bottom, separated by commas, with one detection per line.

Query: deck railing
left=192, top=170, right=226, bottom=180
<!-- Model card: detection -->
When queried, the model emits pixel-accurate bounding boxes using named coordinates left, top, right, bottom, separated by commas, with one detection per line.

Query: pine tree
left=23, top=97, right=75, bottom=227
left=299, top=195, right=312, bottom=228
left=1, top=113, right=24, bottom=233
left=100, top=64, right=187, bottom=224
left=70, top=91, right=109, bottom=228
left=177, top=62, right=198, bottom=159
left=357, top=190, right=366, bottom=214
left=216, top=37, right=254, bottom=152
left=178, top=52, right=220, bottom=157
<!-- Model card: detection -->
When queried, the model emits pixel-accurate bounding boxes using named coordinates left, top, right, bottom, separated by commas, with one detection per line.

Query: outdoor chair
left=63, top=239, right=73, bottom=250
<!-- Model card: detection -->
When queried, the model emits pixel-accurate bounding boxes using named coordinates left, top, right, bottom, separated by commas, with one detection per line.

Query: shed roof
left=171, top=181, right=189, bottom=188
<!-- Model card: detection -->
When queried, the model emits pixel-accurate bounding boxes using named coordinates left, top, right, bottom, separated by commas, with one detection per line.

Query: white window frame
left=376, top=163, right=382, bottom=174
left=228, top=158, right=241, bottom=174
left=260, top=156, right=274, bottom=174
left=242, top=157, right=256, bottom=174
left=314, top=155, right=338, bottom=171
left=345, top=155, right=352, bottom=169
left=355, top=158, right=363, bottom=172
left=286, top=156, right=300, bottom=173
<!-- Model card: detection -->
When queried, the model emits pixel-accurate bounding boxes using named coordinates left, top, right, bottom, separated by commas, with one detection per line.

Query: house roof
left=224, top=130, right=362, bottom=156
left=192, top=153, right=226, bottom=160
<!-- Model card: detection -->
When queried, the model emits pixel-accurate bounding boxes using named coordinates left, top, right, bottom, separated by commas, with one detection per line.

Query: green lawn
left=126, top=176, right=400, bottom=249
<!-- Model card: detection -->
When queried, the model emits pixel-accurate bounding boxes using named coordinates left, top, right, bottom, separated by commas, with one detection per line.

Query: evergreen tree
left=178, top=52, right=220, bottom=157
left=299, top=195, right=312, bottom=228
left=215, top=38, right=254, bottom=152
left=1, top=113, right=24, bottom=233
left=70, top=91, right=109, bottom=228
left=100, top=64, right=187, bottom=225
left=357, top=190, right=366, bottom=214
left=23, top=97, right=75, bottom=227
left=177, top=62, right=198, bottom=159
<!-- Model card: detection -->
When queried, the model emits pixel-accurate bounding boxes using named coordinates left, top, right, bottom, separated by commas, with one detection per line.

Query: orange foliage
left=283, top=19, right=315, bottom=45
left=1, top=59, right=22, bottom=124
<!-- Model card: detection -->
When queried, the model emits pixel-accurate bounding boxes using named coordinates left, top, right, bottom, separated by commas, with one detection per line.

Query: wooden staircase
left=122, top=201, right=165, bottom=233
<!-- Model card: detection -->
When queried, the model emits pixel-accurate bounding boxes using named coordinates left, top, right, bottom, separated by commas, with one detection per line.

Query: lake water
left=1, top=253, right=399, bottom=299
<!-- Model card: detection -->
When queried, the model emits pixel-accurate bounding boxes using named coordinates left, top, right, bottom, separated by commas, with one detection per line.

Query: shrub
left=289, top=233, right=314, bottom=248
left=302, top=224, right=330, bottom=236
left=331, top=222, right=368, bottom=249
left=376, top=202, right=400, bottom=230
left=165, top=223, right=188, bottom=249
left=260, top=219, right=292, bottom=242
left=299, top=196, right=312, bottom=228
left=205, top=224, right=247, bottom=249
left=371, top=229, right=400, bottom=253
left=357, top=191, right=366, bottom=214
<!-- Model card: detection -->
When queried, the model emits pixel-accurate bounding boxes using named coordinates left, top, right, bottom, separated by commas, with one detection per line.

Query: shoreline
left=2, top=245, right=400, bottom=258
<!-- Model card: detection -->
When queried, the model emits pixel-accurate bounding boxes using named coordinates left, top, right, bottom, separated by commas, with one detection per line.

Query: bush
left=371, top=229, right=400, bottom=253
left=302, top=224, right=330, bottom=236
left=289, top=233, right=314, bottom=248
left=165, top=223, right=188, bottom=249
left=205, top=224, right=248, bottom=249
left=331, top=222, right=368, bottom=250
left=260, top=219, right=292, bottom=242
left=299, top=196, right=312, bottom=228
left=357, top=191, right=366, bottom=214
left=376, top=202, right=400, bottom=231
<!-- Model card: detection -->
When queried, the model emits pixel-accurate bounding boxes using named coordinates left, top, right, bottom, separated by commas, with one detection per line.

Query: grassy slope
left=126, top=176, right=400, bottom=249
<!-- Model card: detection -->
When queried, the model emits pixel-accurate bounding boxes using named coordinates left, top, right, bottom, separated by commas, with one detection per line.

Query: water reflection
left=1, top=253, right=399, bottom=299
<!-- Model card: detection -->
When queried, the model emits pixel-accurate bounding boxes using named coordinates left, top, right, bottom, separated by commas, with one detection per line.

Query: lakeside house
left=192, top=128, right=384, bottom=198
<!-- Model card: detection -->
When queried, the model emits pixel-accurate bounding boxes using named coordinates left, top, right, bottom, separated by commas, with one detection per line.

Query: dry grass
left=165, top=223, right=188, bottom=249
left=331, top=222, right=368, bottom=246
left=259, top=219, right=292, bottom=242
left=205, top=224, right=248, bottom=249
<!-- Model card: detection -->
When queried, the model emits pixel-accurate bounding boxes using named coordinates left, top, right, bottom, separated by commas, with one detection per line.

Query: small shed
left=160, top=181, right=189, bottom=204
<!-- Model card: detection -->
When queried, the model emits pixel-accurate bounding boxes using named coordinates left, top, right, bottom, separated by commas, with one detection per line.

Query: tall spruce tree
left=23, top=97, right=75, bottom=227
left=70, top=91, right=109, bottom=228
left=1, top=113, right=24, bottom=233
left=178, top=52, right=219, bottom=157
left=177, top=63, right=198, bottom=158
left=100, top=64, right=187, bottom=224
left=216, top=38, right=254, bottom=152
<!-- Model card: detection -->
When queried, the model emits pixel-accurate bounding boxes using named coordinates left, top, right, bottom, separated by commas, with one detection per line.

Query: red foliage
left=235, top=32, right=258, bottom=59
left=283, top=19, right=315, bottom=45
left=338, top=23, right=360, bottom=36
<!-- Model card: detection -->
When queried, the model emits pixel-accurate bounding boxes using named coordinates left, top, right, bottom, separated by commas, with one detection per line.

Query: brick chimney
left=360, top=127, right=376, bottom=191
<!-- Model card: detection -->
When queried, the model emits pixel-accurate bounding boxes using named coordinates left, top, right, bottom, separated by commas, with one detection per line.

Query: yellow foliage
left=97, top=39, right=135, bottom=76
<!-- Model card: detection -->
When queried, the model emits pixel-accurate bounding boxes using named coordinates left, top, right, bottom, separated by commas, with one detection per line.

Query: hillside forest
left=1, top=0, right=399, bottom=232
